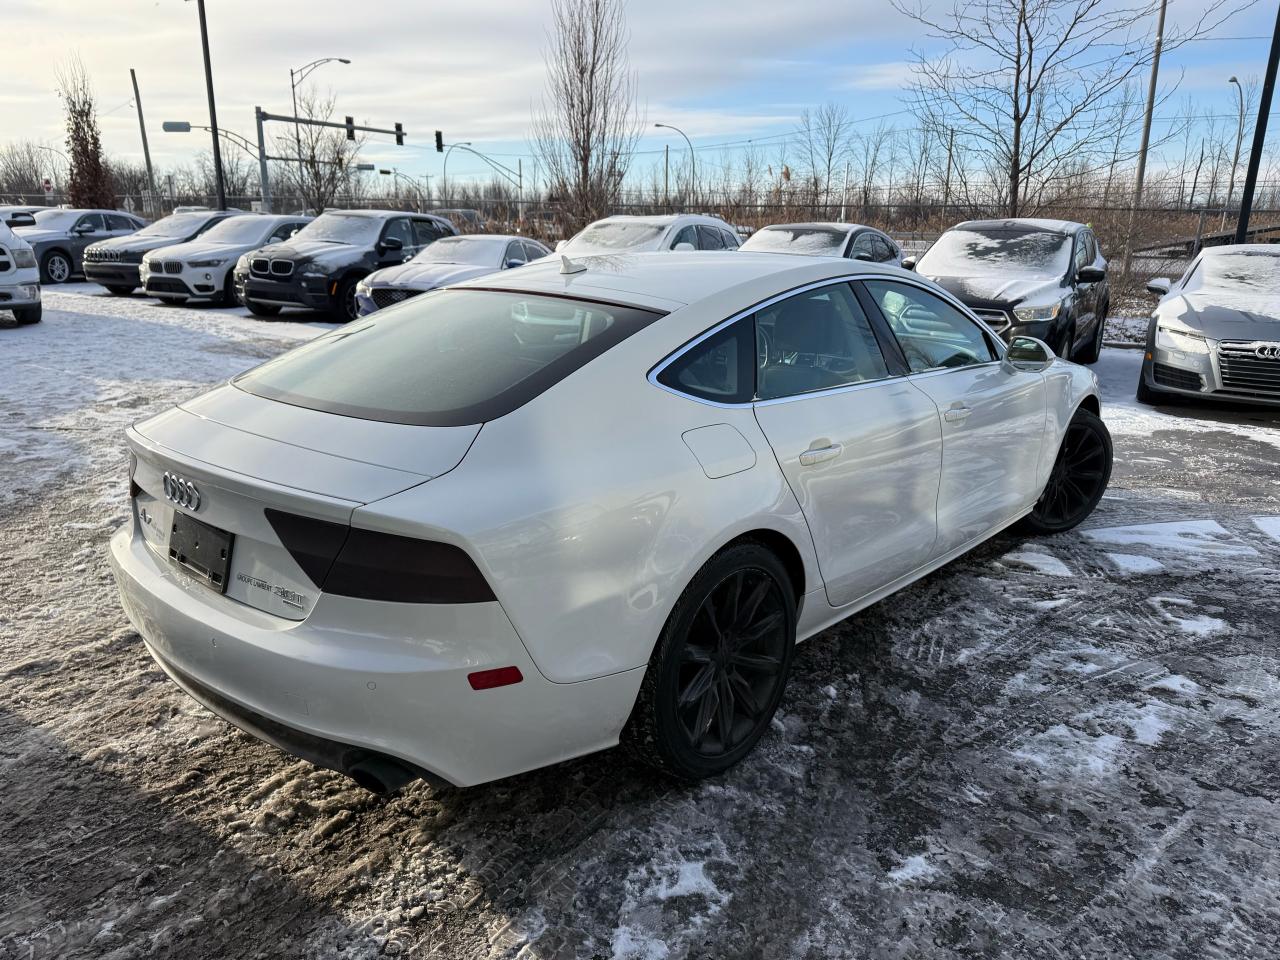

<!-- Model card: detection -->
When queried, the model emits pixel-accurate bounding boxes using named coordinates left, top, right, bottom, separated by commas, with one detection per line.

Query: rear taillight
left=265, top=509, right=495, bottom=604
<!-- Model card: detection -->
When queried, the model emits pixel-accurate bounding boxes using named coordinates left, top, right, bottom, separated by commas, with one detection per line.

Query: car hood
left=924, top=273, right=1067, bottom=306
left=12, top=227, right=66, bottom=244
left=91, top=233, right=191, bottom=254
left=257, top=238, right=364, bottom=267
left=1160, top=290, right=1280, bottom=340
left=365, top=261, right=494, bottom=289
left=143, top=237, right=251, bottom=261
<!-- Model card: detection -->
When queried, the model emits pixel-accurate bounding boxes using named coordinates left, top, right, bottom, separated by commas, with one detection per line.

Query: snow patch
left=1083, top=519, right=1258, bottom=559
left=1106, top=552, right=1166, bottom=575
left=887, top=854, right=940, bottom=884
left=1252, top=516, right=1280, bottom=544
left=1147, top=596, right=1228, bottom=636
left=1012, top=724, right=1124, bottom=778
left=1000, top=549, right=1072, bottom=577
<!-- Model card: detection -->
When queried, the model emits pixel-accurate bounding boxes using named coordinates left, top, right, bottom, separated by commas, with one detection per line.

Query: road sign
left=42, top=177, right=53, bottom=199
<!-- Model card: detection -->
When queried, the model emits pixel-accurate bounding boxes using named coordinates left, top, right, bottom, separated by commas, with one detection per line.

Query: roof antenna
left=560, top=254, right=586, bottom=275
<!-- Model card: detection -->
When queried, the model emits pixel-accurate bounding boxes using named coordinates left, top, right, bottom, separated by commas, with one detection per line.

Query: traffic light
left=345, top=116, right=355, bottom=141
left=435, top=130, right=444, bottom=153
left=395, top=122, right=404, bottom=146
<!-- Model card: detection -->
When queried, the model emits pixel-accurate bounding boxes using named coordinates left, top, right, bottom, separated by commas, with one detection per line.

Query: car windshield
left=564, top=221, right=667, bottom=255
left=31, top=210, right=83, bottom=231
left=198, top=216, right=272, bottom=244
left=293, top=214, right=383, bottom=245
left=234, top=289, right=663, bottom=426
left=135, top=212, right=214, bottom=238
left=919, top=227, right=1073, bottom=278
left=740, top=226, right=847, bottom=256
left=1189, top=250, right=1280, bottom=292
left=413, top=236, right=506, bottom=266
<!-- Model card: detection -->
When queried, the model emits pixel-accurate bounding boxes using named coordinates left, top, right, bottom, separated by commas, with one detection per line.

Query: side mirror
left=672, top=242, right=696, bottom=252
left=901, top=255, right=917, bottom=271
left=73, top=223, right=96, bottom=235
left=503, top=258, right=526, bottom=269
left=1077, top=265, right=1106, bottom=283
left=380, top=236, right=404, bottom=252
left=1005, top=336, right=1055, bottom=370
left=6, top=213, right=36, bottom=228
left=853, top=252, right=874, bottom=262
left=1146, top=277, right=1171, bottom=297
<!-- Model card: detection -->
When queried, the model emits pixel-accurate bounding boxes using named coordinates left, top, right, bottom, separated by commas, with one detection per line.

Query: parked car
left=14, top=208, right=146, bottom=285
left=83, top=210, right=234, bottom=295
left=109, top=251, right=1109, bottom=794
left=239, top=210, right=456, bottom=322
left=0, top=219, right=41, bottom=324
left=1138, top=244, right=1280, bottom=406
left=906, top=218, right=1109, bottom=363
left=739, top=222, right=902, bottom=264
left=556, top=214, right=741, bottom=256
left=354, top=234, right=550, bottom=316
left=140, top=214, right=311, bottom=306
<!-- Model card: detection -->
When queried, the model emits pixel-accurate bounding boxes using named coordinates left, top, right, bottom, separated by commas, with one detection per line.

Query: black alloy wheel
left=334, top=278, right=360, bottom=322
left=624, top=543, right=796, bottom=779
left=1022, top=408, right=1113, bottom=534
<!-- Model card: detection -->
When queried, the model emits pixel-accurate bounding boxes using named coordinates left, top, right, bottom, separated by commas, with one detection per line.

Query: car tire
left=246, top=300, right=281, bottom=318
left=1051, top=323, right=1072, bottom=360
left=332, top=277, right=360, bottom=323
left=104, top=285, right=136, bottom=296
left=14, top=304, right=42, bottom=325
left=1021, top=408, right=1113, bottom=535
left=218, top=271, right=239, bottom=307
left=41, top=250, right=73, bottom=285
left=1135, top=367, right=1161, bottom=405
left=623, top=542, right=796, bottom=780
left=1076, top=304, right=1106, bottom=365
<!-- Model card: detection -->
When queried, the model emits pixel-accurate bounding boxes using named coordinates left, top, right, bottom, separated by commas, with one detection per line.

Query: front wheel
left=41, top=251, right=72, bottom=284
left=331, top=277, right=360, bottom=322
left=14, top=304, right=42, bottom=324
left=623, top=543, right=796, bottom=780
left=1076, top=303, right=1106, bottom=365
left=1021, top=408, right=1113, bottom=535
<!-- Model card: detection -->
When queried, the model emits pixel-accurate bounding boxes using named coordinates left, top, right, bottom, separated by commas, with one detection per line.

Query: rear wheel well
left=720, top=529, right=805, bottom=604
left=1077, top=394, right=1100, bottom=417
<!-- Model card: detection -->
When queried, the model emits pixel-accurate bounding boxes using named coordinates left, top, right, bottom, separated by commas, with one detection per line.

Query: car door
left=861, top=278, right=1047, bottom=557
left=1069, top=231, right=1097, bottom=352
left=696, top=225, right=726, bottom=251
left=749, top=281, right=943, bottom=607
left=105, top=214, right=137, bottom=239
left=847, top=231, right=877, bottom=262
left=379, top=218, right=414, bottom=265
left=872, top=233, right=901, bottom=266
left=70, top=213, right=105, bottom=261
left=668, top=225, right=697, bottom=250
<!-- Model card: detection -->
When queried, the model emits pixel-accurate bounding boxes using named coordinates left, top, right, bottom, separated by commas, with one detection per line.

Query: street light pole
left=655, top=123, right=695, bottom=204
left=289, top=57, right=350, bottom=194
left=1235, top=0, right=1280, bottom=244
left=442, top=141, right=472, bottom=208
left=1227, top=76, right=1246, bottom=208
left=1122, top=0, right=1167, bottom=278
left=191, top=0, right=226, bottom=210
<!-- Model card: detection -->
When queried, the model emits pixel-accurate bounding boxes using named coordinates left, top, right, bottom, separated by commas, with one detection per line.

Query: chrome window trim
left=647, top=272, right=1007, bottom=408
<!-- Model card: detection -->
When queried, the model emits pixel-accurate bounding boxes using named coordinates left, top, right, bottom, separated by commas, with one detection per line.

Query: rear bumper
left=109, top=523, right=643, bottom=787
left=84, top=263, right=141, bottom=286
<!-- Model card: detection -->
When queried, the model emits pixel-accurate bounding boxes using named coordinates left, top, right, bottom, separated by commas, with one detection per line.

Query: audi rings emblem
left=162, top=472, right=201, bottom=511
left=1255, top=343, right=1280, bottom=360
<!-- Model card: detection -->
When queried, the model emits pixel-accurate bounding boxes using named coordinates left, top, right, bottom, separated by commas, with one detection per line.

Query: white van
left=0, top=219, right=41, bottom=324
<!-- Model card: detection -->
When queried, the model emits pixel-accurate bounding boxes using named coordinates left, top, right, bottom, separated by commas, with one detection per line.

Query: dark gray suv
left=14, top=209, right=146, bottom=284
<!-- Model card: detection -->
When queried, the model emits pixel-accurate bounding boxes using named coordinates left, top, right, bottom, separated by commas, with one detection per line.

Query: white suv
left=557, top=214, right=741, bottom=256
left=0, top=220, right=41, bottom=325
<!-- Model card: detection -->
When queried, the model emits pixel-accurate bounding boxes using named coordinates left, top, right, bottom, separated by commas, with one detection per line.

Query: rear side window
left=413, top=219, right=448, bottom=246
left=235, top=290, right=663, bottom=426
left=656, top=318, right=755, bottom=404
left=696, top=225, right=726, bottom=250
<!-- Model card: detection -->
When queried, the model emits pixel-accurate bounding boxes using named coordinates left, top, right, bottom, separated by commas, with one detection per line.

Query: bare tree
left=532, top=0, right=642, bottom=229
left=0, top=141, right=51, bottom=200
left=797, top=103, right=852, bottom=206
left=55, top=56, right=114, bottom=208
left=274, top=88, right=365, bottom=215
left=894, top=0, right=1252, bottom=216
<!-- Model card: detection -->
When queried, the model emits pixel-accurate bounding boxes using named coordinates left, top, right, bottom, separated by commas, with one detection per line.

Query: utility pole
left=664, top=144, right=669, bottom=211
left=192, top=0, right=226, bottom=210
left=129, top=69, right=158, bottom=218
left=254, top=106, right=272, bottom=213
left=1227, top=76, right=1246, bottom=208
left=943, top=128, right=955, bottom=209
left=1123, top=0, right=1167, bottom=277
left=1237, top=2, right=1280, bottom=243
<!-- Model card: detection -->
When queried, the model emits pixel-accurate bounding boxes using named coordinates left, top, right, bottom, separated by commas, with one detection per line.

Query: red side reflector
left=467, top=666, right=524, bottom=690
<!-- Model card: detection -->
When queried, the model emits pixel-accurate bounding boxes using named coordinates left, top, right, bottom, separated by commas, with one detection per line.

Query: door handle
left=944, top=403, right=972, bottom=423
left=799, top=442, right=843, bottom=466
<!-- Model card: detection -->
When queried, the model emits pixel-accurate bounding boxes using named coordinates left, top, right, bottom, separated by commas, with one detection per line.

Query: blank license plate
left=168, top=512, right=234, bottom=593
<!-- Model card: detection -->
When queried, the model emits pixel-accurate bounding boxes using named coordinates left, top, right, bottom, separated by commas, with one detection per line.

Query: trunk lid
left=127, top=386, right=479, bottom=620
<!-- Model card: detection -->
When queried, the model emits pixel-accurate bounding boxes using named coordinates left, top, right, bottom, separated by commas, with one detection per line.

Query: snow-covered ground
left=2, top=288, right=1279, bottom=959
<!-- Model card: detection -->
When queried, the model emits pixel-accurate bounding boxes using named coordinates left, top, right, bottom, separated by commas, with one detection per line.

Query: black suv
left=83, top=210, right=236, bottom=295
left=906, top=218, right=1109, bottom=363
left=241, top=210, right=456, bottom=321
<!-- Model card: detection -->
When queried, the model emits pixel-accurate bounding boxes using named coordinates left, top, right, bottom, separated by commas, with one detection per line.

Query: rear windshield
left=234, top=289, right=663, bottom=426
left=918, top=227, right=1072, bottom=278
left=564, top=221, right=667, bottom=254
left=135, top=212, right=219, bottom=238
left=740, top=226, right=847, bottom=256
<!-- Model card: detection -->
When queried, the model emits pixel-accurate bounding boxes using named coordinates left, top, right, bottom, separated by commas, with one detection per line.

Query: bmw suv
left=83, top=210, right=236, bottom=295
left=907, top=218, right=1109, bottom=363
left=241, top=210, right=456, bottom=322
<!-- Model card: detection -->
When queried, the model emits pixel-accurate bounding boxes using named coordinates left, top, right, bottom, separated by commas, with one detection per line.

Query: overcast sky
left=2, top=0, right=1275, bottom=187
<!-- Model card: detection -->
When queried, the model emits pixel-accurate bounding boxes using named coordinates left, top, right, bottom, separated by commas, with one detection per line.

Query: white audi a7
left=110, top=251, right=1111, bottom=794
